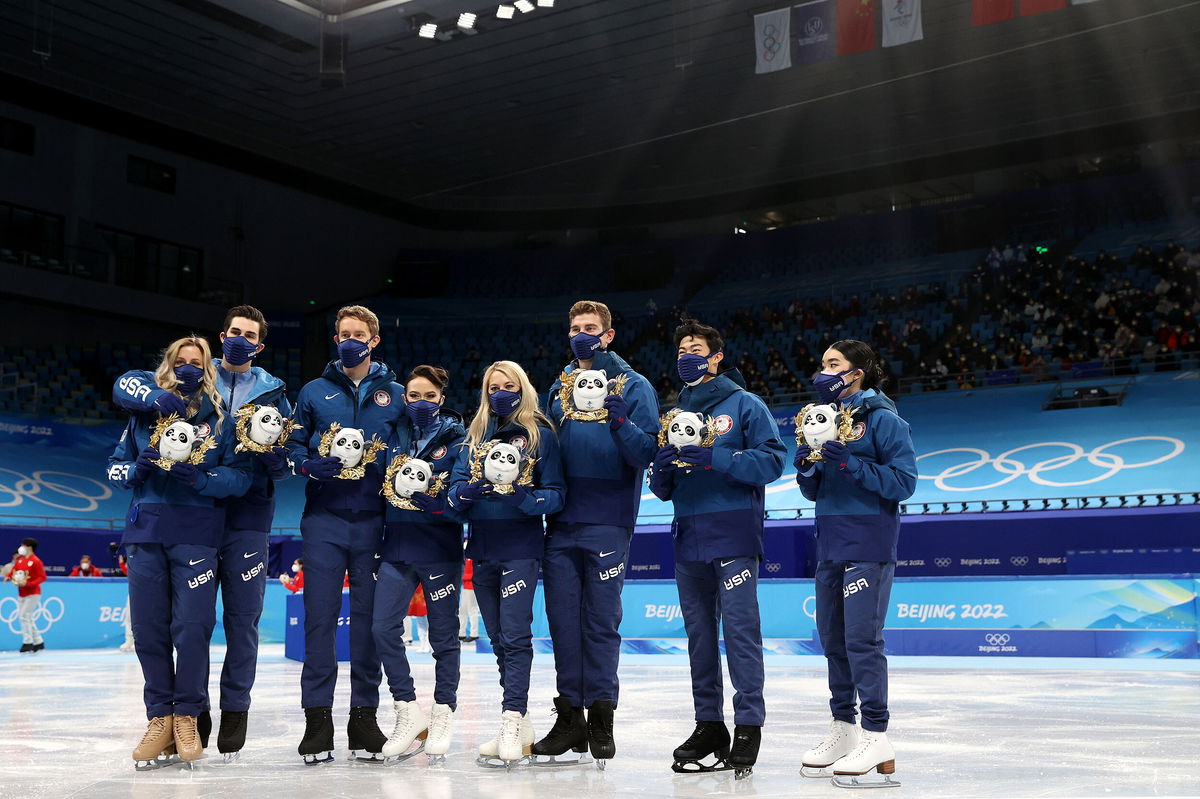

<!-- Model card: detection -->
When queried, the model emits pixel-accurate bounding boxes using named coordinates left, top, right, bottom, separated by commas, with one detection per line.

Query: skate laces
left=501, top=713, right=522, bottom=746
left=429, top=706, right=450, bottom=738
left=140, top=717, right=169, bottom=746
left=814, top=720, right=848, bottom=754
left=391, top=704, right=412, bottom=738
left=175, top=717, right=198, bottom=748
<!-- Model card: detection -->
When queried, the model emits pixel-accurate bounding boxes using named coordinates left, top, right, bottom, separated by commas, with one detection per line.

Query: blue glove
left=456, top=480, right=490, bottom=504
left=653, top=445, right=679, bottom=474
left=412, top=492, right=447, bottom=515
left=677, top=445, right=713, bottom=470
left=604, top=394, right=630, bottom=430
left=489, top=484, right=528, bottom=507
left=168, top=462, right=209, bottom=490
left=301, top=456, right=343, bottom=482
left=151, top=391, right=188, bottom=418
left=821, top=440, right=858, bottom=472
left=259, top=446, right=289, bottom=480
left=131, top=447, right=160, bottom=485
left=793, top=445, right=813, bottom=470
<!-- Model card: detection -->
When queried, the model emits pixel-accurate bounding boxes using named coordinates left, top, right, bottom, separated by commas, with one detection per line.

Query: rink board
left=277, top=575, right=1200, bottom=662
left=0, top=577, right=291, bottom=650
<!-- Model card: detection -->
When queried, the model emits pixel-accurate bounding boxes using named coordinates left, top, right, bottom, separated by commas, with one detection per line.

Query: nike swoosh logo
left=325, top=393, right=340, bottom=400
left=244, top=552, right=258, bottom=559
left=188, top=558, right=206, bottom=566
left=429, top=573, right=444, bottom=581
left=720, top=559, right=736, bottom=568
left=374, top=553, right=382, bottom=559
left=844, top=565, right=857, bottom=573
left=599, top=551, right=616, bottom=558
left=502, top=569, right=514, bottom=576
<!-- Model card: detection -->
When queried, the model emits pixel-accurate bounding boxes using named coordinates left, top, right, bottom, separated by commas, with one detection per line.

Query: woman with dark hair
left=373, top=364, right=468, bottom=763
left=794, top=339, right=917, bottom=787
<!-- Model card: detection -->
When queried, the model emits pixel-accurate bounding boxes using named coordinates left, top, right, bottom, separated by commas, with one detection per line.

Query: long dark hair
left=830, top=339, right=886, bottom=391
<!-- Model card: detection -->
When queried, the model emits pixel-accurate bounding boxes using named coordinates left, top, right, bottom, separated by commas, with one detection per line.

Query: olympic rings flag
left=754, top=7, right=793, bottom=74
left=915, top=437, right=1186, bottom=492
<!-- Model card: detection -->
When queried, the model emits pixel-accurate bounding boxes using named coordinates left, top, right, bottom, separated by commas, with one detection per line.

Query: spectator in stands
left=69, top=555, right=104, bottom=577
left=280, top=558, right=304, bottom=592
left=793, top=339, right=915, bottom=778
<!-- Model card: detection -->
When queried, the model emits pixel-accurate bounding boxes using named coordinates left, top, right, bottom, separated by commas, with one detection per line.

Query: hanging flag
left=882, top=0, right=923, bottom=47
left=1020, top=0, right=1066, bottom=14
left=754, top=7, right=793, bottom=73
left=972, top=0, right=1013, bottom=26
left=795, top=0, right=835, bottom=65
left=837, top=0, right=877, bottom=56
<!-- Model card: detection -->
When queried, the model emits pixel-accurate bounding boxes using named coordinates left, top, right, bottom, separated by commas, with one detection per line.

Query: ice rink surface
left=1, top=645, right=1197, bottom=799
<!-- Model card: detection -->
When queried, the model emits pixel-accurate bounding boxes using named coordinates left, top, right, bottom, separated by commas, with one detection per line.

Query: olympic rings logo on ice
left=0, top=596, right=65, bottom=634
left=803, top=595, right=816, bottom=621
left=984, top=633, right=1011, bottom=646
left=0, top=469, right=113, bottom=512
left=916, top=437, right=1185, bottom=491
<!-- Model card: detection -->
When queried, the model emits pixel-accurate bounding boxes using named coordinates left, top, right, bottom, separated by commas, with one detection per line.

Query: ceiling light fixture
left=458, top=12, right=477, bottom=28
left=515, top=0, right=534, bottom=12
left=497, top=4, right=515, bottom=18
left=418, top=22, right=438, bottom=37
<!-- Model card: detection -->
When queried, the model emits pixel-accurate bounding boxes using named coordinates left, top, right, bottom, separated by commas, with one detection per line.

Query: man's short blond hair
left=568, top=300, right=612, bottom=331
left=336, top=305, right=380, bottom=338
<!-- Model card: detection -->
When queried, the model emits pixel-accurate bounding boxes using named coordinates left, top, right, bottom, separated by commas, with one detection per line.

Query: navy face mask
left=570, top=331, right=606, bottom=362
left=406, top=399, right=440, bottom=429
left=488, top=389, right=521, bottom=417
left=337, top=338, right=371, bottom=369
left=813, top=368, right=858, bottom=404
left=174, top=364, right=204, bottom=395
left=221, top=335, right=258, bottom=366
left=677, top=352, right=718, bottom=387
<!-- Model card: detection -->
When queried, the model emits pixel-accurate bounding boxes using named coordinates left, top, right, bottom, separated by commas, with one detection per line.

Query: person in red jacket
left=281, top=560, right=349, bottom=593
left=458, top=558, right=480, bottom=642
left=7, top=538, right=47, bottom=652
left=69, top=555, right=105, bottom=577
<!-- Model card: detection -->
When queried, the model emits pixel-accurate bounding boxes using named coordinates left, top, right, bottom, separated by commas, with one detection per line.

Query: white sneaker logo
left=600, top=550, right=616, bottom=558
left=429, top=573, right=445, bottom=581
left=502, top=569, right=514, bottom=576
left=720, top=559, right=736, bottom=568
left=325, top=393, right=340, bottom=400
left=374, top=553, right=382, bottom=559
left=244, top=552, right=258, bottom=559
left=188, top=558, right=206, bottom=566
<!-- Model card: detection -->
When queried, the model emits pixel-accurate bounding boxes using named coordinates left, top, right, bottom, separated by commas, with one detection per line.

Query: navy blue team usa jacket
left=545, top=350, right=660, bottom=529
left=113, top=363, right=292, bottom=532
left=285, top=360, right=405, bottom=514
left=381, top=410, right=468, bottom=565
left=795, top=388, right=917, bottom=562
left=447, top=420, right=566, bottom=561
left=107, top=393, right=253, bottom=548
left=651, top=370, right=787, bottom=562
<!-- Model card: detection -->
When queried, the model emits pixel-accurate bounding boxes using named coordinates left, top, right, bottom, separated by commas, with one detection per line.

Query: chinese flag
left=972, top=0, right=1013, bottom=26
left=1019, top=0, right=1066, bottom=15
left=837, top=0, right=876, bottom=56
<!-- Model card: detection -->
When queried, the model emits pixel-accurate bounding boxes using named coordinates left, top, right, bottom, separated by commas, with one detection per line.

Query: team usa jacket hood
left=382, top=410, right=468, bottom=564
left=545, top=349, right=659, bottom=528
left=651, top=371, right=786, bottom=562
left=795, top=388, right=917, bottom=562
left=285, top=360, right=405, bottom=514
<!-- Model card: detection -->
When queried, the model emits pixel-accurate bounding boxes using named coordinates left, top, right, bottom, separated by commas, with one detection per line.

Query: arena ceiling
left=1, top=0, right=1199, bottom=228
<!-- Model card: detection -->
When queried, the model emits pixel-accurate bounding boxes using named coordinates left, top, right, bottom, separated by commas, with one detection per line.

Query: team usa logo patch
left=430, top=445, right=448, bottom=460
left=508, top=435, right=528, bottom=451
left=373, top=390, right=391, bottom=407
left=712, top=415, right=734, bottom=435
left=196, top=422, right=211, bottom=439
left=849, top=422, right=867, bottom=441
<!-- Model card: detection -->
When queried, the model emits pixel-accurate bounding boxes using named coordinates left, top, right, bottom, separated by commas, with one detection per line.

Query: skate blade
left=350, top=750, right=388, bottom=763
left=302, top=751, right=335, bottom=766
left=220, top=751, right=241, bottom=764
left=800, top=765, right=835, bottom=778
left=476, top=754, right=531, bottom=769
left=734, top=766, right=754, bottom=780
left=383, top=741, right=427, bottom=764
left=427, top=753, right=447, bottom=766
left=672, top=757, right=732, bottom=774
left=134, top=755, right=179, bottom=772
left=831, top=774, right=901, bottom=789
left=530, top=752, right=594, bottom=768
left=596, top=758, right=608, bottom=772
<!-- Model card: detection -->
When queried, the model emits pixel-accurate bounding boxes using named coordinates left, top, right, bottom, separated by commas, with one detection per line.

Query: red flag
left=1019, top=0, right=1066, bottom=15
left=837, top=0, right=877, bottom=55
left=972, top=0, right=1013, bottom=26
